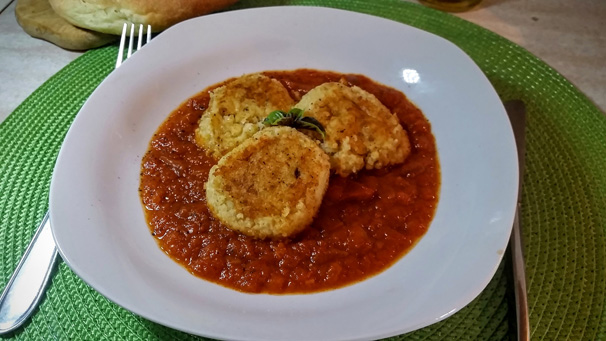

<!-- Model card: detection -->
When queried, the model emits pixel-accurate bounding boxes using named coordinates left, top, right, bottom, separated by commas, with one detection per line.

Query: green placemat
left=1, top=0, right=605, bottom=340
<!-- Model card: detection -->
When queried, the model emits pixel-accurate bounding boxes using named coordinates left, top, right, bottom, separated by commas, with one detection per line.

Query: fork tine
left=137, top=24, right=143, bottom=50
left=116, top=23, right=152, bottom=69
left=127, top=24, right=135, bottom=58
left=116, top=23, right=127, bottom=68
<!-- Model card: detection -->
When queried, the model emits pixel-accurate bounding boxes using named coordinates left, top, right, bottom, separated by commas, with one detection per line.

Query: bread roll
left=16, top=0, right=117, bottom=50
left=48, top=0, right=239, bottom=35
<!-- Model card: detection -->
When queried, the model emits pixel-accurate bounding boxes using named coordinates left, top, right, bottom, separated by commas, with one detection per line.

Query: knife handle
left=0, top=212, right=58, bottom=334
left=511, top=204, right=530, bottom=341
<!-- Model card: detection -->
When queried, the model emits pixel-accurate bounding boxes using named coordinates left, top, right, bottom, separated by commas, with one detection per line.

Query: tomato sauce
left=139, top=69, right=440, bottom=294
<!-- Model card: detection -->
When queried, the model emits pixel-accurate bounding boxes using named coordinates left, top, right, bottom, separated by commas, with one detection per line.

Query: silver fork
left=116, top=23, right=152, bottom=68
left=0, top=23, right=152, bottom=335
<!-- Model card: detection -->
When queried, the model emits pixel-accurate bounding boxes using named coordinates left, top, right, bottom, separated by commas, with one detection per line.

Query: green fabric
left=1, top=0, right=605, bottom=339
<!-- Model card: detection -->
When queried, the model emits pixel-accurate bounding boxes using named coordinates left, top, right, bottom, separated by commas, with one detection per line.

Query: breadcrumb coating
left=296, top=82, right=411, bottom=176
left=195, top=73, right=295, bottom=159
left=205, top=126, right=330, bottom=239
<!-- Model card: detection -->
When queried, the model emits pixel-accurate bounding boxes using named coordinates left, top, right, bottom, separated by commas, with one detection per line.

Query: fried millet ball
left=296, top=82, right=411, bottom=176
left=195, top=73, right=295, bottom=159
left=205, top=126, right=330, bottom=239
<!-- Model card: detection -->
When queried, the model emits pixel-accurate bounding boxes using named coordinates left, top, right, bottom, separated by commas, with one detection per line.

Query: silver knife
left=0, top=212, right=58, bottom=334
left=0, top=32, right=153, bottom=334
left=504, top=100, right=530, bottom=341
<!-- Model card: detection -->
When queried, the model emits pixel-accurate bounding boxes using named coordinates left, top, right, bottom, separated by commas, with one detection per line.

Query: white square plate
left=50, top=6, right=518, bottom=341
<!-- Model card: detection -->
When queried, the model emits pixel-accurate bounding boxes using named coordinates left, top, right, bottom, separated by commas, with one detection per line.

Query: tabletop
left=0, top=0, right=604, bottom=124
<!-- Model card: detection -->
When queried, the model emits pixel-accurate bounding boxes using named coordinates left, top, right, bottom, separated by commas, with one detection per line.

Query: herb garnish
left=263, top=108, right=326, bottom=141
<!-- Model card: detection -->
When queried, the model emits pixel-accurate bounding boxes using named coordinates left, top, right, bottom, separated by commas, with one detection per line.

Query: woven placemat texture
left=1, top=0, right=605, bottom=340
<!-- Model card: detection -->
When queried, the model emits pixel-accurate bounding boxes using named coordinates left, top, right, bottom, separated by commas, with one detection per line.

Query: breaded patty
left=205, top=126, right=330, bottom=239
left=195, top=73, right=295, bottom=159
left=296, top=82, right=411, bottom=176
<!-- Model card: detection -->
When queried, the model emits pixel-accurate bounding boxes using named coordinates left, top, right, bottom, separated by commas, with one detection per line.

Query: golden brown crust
left=195, top=73, right=295, bottom=159
left=296, top=82, right=411, bottom=176
left=16, top=0, right=117, bottom=50
left=48, top=0, right=239, bottom=35
left=205, top=127, right=330, bottom=239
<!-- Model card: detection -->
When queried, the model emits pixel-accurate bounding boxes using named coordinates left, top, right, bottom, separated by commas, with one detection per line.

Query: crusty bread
left=296, top=82, right=411, bottom=176
left=195, top=73, right=295, bottom=159
left=48, top=0, right=239, bottom=35
left=205, top=126, right=330, bottom=239
left=16, top=0, right=117, bottom=50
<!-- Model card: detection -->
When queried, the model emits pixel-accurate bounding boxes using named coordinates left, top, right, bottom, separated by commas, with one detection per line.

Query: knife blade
left=504, top=100, right=530, bottom=341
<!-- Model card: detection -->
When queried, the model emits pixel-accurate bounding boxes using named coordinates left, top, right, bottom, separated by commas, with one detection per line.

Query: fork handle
left=0, top=212, right=58, bottom=334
